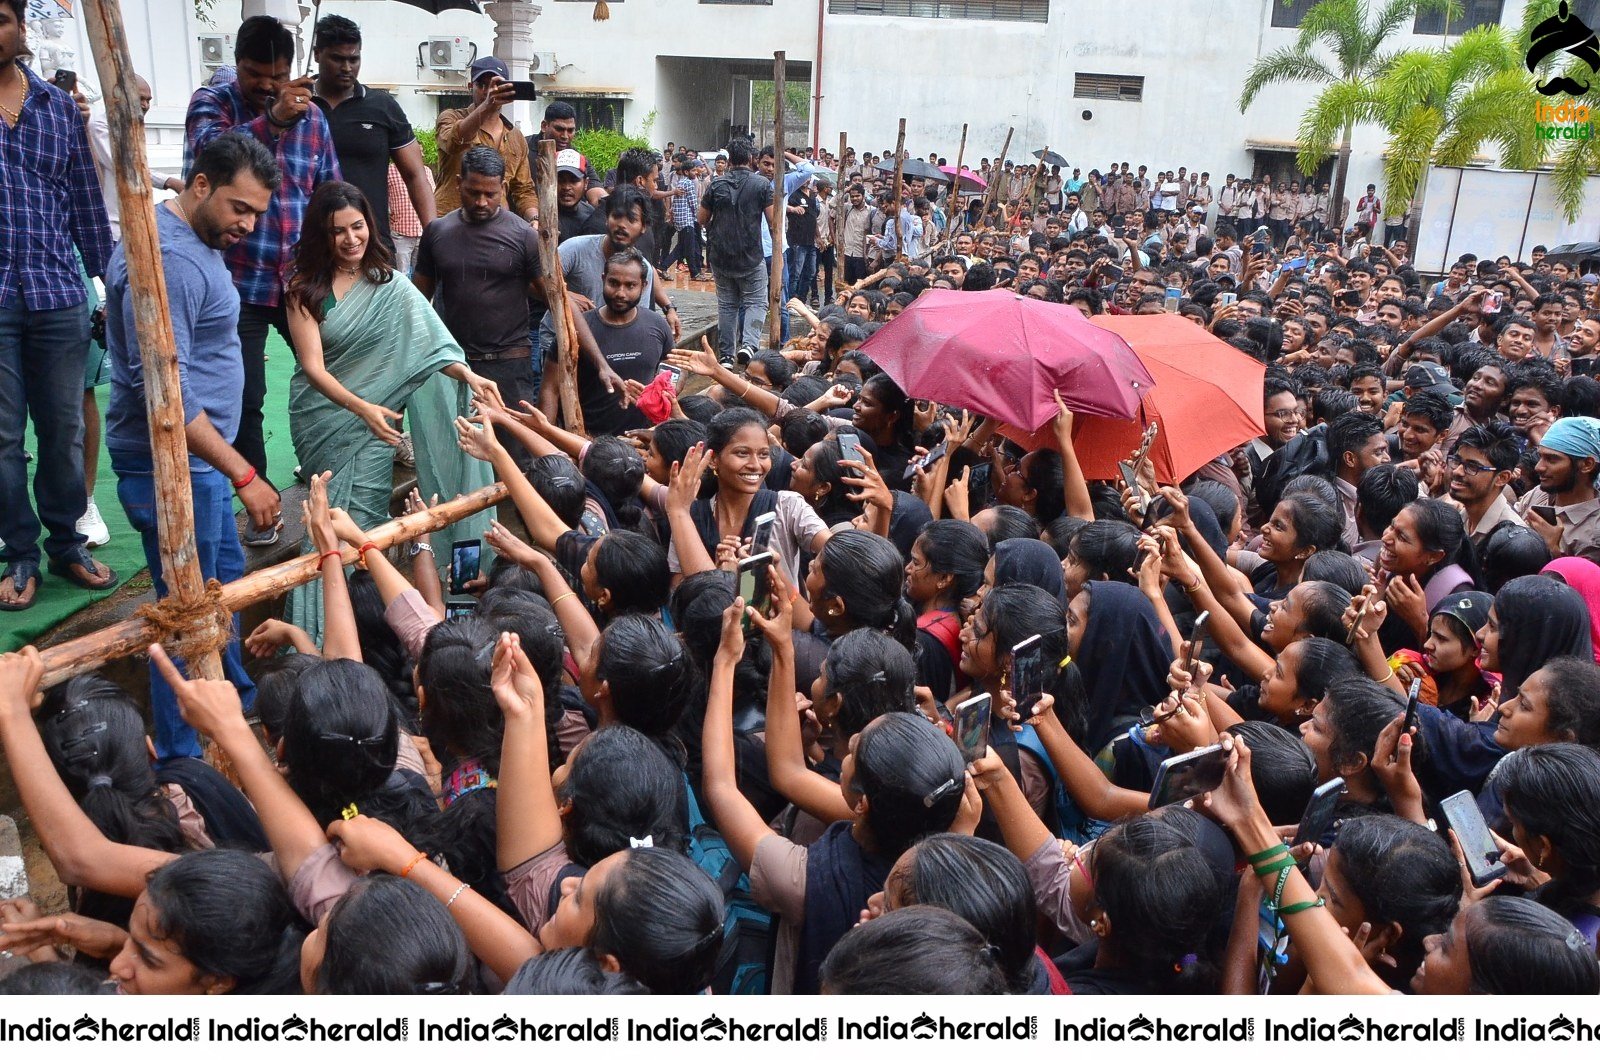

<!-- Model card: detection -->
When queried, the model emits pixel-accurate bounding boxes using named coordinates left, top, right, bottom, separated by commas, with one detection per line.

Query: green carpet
left=0, top=334, right=299, bottom=652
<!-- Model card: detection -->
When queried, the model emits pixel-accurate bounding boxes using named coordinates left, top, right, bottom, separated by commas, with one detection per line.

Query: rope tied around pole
left=133, top=578, right=232, bottom=661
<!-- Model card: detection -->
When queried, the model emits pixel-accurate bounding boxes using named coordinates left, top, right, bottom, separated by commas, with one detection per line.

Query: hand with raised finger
left=148, top=643, right=248, bottom=743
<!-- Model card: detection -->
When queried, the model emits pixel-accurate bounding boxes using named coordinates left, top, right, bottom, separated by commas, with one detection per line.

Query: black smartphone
left=1339, top=290, right=1363, bottom=309
left=966, top=463, right=994, bottom=510
left=1531, top=504, right=1558, bottom=525
left=1185, top=610, right=1211, bottom=680
left=737, top=552, right=773, bottom=631
left=1010, top=634, right=1044, bottom=719
left=445, top=599, right=477, bottom=620
left=1402, top=676, right=1423, bottom=735
left=837, top=431, right=866, bottom=467
left=1292, top=777, right=1347, bottom=849
left=1441, top=790, right=1507, bottom=887
left=53, top=69, right=77, bottom=92
left=508, top=80, right=539, bottom=101
left=1147, top=743, right=1228, bottom=810
left=1118, top=461, right=1147, bottom=521
left=1100, top=263, right=1123, bottom=282
left=912, top=441, right=949, bottom=476
left=952, top=693, right=992, bottom=763
left=750, top=510, right=777, bottom=556
left=1572, top=357, right=1599, bottom=376
left=661, top=364, right=684, bottom=389
left=1346, top=592, right=1374, bottom=646
left=449, top=538, right=482, bottom=595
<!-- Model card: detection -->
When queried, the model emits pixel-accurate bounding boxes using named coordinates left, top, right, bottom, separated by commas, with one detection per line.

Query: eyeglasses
left=1446, top=453, right=1501, bottom=476
left=1265, top=408, right=1305, bottom=421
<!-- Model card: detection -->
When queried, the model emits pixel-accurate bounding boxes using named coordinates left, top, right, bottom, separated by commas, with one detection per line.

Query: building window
left=702, top=0, right=773, bottom=5
left=1073, top=72, right=1144, bottom=102
left=1270, top=0, right=1318, bottom=29
left=827, top=0, right=1047, bottom=23
left=1413, top=0, right=1502, bottom=34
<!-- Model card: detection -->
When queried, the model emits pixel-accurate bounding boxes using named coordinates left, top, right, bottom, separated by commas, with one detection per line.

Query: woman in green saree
left=282, top=181, right=501, bottom=641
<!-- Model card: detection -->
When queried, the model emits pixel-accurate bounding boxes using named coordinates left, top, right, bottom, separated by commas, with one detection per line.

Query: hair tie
left=922, top=777, right=960, bottom=809
left=1058, top=655, right=1073, bottom=671
left=1567, top=930, right=1588, bottom=951
left=86, top=775, right=115, bottom=790
left=1174, top=953, right=1199, bottom=973
left=629, top=835, right=654, bottom=849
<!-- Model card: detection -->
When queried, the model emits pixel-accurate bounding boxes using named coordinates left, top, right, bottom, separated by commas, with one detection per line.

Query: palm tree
left=1520, top=0, right=1600, bottom=221
left=1239, top=0, right=1455, bottom=235
left=1372, top=27, right=1541, bottom=239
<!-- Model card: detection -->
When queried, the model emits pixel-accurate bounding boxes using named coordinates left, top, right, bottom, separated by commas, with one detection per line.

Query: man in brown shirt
left=434, top=56, right=538, bottom=222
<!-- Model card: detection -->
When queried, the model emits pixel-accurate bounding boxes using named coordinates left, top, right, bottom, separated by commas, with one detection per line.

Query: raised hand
left=489, top=631, right=544, bottom=723
left=148, top=642, right=247, bottom=743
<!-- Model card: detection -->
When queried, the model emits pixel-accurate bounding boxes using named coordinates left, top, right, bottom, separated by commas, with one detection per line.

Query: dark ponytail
left=851, top=713, right=965, bottom=860
left=823, top=629, right=917, bottom=740
left=589, top=846, right=725, bottom=994
left=817, top=530, right=916, bottom=648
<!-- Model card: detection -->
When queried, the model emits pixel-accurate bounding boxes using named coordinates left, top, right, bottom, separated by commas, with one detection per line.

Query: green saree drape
left=283, top=272, right=491, bottom=642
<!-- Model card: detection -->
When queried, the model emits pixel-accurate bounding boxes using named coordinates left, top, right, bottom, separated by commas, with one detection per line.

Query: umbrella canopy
left=1033, top=149, right=1069, bottom=167
left=1543, top=241, right=1600, bottom=266
left=392, top=0, right=482, bottom=11
left=999, top=314, right=1265, bottom=484
left=939, top=165, right=987, bottom=192
left=875, top=157, right=948, bottom=183
left=858, top=290, right=1153, bottom=431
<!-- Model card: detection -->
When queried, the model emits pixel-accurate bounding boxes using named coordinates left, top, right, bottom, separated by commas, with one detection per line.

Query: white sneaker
left=77, top=498, right=110, bottom=548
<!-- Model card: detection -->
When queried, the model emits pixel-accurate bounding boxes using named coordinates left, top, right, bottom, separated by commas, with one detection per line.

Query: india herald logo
left=1528, top=1, right=1600, bottom=96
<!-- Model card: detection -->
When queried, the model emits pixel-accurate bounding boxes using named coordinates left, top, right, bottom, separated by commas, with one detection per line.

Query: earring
left=827, top=603, right=844, bottom=618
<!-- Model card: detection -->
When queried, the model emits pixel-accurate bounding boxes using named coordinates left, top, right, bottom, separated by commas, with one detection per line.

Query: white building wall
left=41, top=0, right=1536, bottom=206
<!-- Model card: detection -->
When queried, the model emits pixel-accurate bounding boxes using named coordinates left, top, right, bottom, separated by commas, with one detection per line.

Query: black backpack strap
left=545, top=862, right=589, bottom=921
left=154, top=756, right=269, bottom=852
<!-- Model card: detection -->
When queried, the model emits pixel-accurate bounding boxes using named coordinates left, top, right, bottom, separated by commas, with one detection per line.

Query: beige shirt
left=750, top=834, right=808, bottom=995
left=1463, top=490, right=1526, bottom=546
left=434, top=110, right=538, bottom=219
left=1516, top=487, right=1600, bottom=561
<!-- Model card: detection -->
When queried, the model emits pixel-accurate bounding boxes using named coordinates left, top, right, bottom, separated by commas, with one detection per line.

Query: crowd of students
left=8, top=1, right=1600, bottom=994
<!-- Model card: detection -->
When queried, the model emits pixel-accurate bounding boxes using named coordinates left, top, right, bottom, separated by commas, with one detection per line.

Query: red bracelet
left=356, top=542, right=379, bottom=568
left=319, top=550, right=343, bottom=565
left=231, top=467, right=257, bottom=491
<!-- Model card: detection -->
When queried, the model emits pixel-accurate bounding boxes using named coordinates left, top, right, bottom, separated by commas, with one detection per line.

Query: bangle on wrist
left=231, top=467, right=257, bottom=491
left=356, top=541, right=380, bottom=568
left=550, top=591, right=577, bottom=607
left=319, top=549, right=343, bottom=565
left=399, top=851, right=428, bottom=879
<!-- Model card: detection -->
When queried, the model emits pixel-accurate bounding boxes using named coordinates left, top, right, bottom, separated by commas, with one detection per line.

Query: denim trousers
left=114, top=449, right=255, bottom=760
left=712, top=260, right=768, bottom=359
left=0, top=300, right=90, bottom=565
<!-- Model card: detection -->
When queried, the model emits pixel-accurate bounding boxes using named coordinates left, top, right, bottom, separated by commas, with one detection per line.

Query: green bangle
left=1252, top=855, right=1297, bottom=879
left=1246, top=843, right=1291, bottom=866
left=1279, top=897, right=1326, bottom=916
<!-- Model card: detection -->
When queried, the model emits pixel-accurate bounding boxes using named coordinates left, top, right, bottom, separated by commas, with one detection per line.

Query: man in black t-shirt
left=579, top=247, right=674, bottom=436
left=310, top=15, right=434, bottom=249
left=784, top=178, right=819, bottom=304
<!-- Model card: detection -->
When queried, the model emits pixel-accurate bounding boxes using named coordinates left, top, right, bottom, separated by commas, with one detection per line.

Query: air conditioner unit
left=197, top=33, right=233, bottom=68
left=425, top=37, right=471, bottom=72
left=527, top=51, right=557, bottom=76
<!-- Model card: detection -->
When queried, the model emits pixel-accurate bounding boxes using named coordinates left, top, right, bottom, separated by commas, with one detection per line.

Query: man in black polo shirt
left=310, top=15, right=435, bottom=250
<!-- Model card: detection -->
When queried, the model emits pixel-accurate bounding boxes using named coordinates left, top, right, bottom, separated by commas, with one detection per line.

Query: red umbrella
left=858, top=290, right=1152, bottom=431
left=1000, top=313, right=1266, bottom=484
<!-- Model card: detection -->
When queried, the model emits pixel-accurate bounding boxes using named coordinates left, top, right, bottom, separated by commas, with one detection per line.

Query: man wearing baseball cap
left=434, top=56, right=538, bottom=223
left=554, top=148, right=606, bottom=242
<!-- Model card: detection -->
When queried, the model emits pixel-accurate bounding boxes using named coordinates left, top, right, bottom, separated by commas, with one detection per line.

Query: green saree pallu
left=283, top=272, right=493, bottom=643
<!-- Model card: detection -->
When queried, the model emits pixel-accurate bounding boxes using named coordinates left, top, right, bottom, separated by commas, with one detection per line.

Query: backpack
left=1254, top=423, right=1329, bottom=524
left=684, top=779, right=776, bottom=994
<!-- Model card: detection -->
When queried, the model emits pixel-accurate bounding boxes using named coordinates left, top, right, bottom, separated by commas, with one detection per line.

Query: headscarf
left=994, top=538, right=1065, bottom=603
left=1539, top=415, right=1600, bottom=462
left=1493, top=575, right=1593, bottom=699
left=1077, top=581, right=1175, bottom=751
left=1541, top=557, right=1600, bottom=664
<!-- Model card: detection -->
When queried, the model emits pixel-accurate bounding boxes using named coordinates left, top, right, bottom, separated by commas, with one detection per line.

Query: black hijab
left=995, top=538, right=1066, bottom=603
left=1077, top=581, right=1175, bottom=751
left=1494, top=575, right=1592, bottom=700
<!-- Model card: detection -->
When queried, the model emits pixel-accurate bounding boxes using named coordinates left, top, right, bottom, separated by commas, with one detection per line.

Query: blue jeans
left=113, top=449, right=255, bottom=760
left=785, top=245, right=818, bottom=305
left=0, top=300, right=90, bottom=565
left=712, top=260, right=768, bottom=360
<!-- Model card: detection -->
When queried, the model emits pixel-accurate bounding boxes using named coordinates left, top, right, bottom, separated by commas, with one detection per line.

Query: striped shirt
left=0, top=64, right=113, bottom=310
left=183, top=76, right=341, bottom=307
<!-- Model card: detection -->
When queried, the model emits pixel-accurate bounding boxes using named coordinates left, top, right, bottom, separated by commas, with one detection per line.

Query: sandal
left=0, top=560, right=41, bottom=612
left=47, top=546, right=118, bottom=592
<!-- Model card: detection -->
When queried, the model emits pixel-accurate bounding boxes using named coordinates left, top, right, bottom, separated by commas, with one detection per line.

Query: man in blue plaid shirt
left=660, top=156, right=703, bottom=281
left=0, top=0, right=118, bottom=610
left=184, top=16, right=341, bottom=542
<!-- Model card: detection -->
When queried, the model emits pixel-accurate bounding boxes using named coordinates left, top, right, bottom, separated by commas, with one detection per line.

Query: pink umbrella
left=939, top=165, right=987, bottom=193
left=858, top=289, right=1153, bottom=431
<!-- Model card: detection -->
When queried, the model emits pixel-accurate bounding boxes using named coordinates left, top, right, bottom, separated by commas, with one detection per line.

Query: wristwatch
left=409, top=541, right=434, bottom=558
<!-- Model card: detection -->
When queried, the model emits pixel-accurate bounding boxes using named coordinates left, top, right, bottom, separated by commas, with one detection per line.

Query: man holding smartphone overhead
left=434, top=56, right=538, bottom=224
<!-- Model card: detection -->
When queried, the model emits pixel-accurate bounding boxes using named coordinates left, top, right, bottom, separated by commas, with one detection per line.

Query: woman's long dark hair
left=319, top=875, right=477, bottom=994
left=286, top=181, right=394, bottom=322
left=816, top=529, right=917, bottom=648
left=144, top=849, right=306, bottom=994
left=1499, top=744, right=1600, bottom=924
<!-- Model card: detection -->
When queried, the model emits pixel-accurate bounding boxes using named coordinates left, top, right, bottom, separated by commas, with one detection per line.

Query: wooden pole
left=978, top=126, right=1014, bottom=232
left=534, top=141, right=585, bottom=434
left=832, top=131, right=847, bottom=254
left=38, top=483, right=508, bottom=688
left=948, top=122, right=967, bottom=239
left=80, top=0, right=223, bottom=682
left=1016, top=146, right=1048, bottom=227
left=767, top=51, right=786, bottom=349
left=889, top=117, right=906, bottom=261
